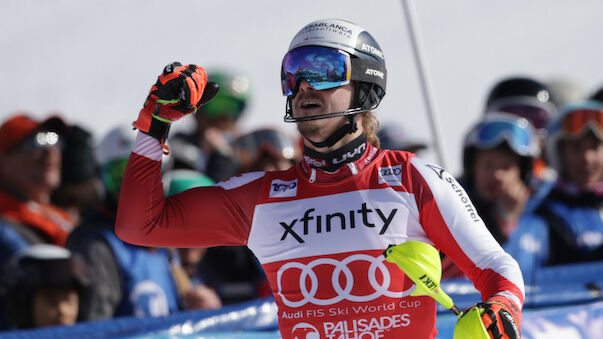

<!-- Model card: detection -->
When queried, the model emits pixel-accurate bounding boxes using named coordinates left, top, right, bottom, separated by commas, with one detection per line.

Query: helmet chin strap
left=306, top=114, right=358, bottom=148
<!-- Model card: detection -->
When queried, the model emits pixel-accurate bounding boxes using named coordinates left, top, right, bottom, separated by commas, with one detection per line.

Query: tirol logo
left=279, top=203, right=398, bottom=243
left=378, top=165, right=403, bottom=186
left=270, top=179, right=298, bottom=198
left=291, top=322, right=319, bottom=339
left=304, top=156, right=327, bottom=168
left=365, top=68, right=384, bottom=79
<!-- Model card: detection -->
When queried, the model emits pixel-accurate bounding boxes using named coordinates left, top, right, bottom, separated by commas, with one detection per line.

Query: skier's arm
left=115, top=62, right=259, bottom=248
left=115, top=133, right=262, bottom=248
left=408, top=157, right=525, bottom=316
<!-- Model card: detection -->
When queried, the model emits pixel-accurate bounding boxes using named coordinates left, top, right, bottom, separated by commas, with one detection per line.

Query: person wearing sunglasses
left=116, top=19, right=523, bottom=338
left=0, top=114, right=75, bottom=268
left=526, top=100, right=603, bottom=266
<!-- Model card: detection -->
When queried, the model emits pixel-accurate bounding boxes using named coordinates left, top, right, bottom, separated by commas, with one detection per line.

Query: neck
left=303, top=134, right=368, bottom=172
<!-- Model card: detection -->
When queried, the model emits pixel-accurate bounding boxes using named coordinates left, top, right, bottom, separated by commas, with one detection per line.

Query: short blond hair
left=361, top=111, right=380, bottom=148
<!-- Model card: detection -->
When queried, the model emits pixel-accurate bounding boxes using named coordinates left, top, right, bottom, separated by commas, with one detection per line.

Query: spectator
left=162, top=169, right=222, bottom=310
left=484, top=76, right=558, bottom=183
left=529, top=100, right=603, bottom=265
left=171, top=69, right=251, bottom=182
left=66, top=126, right=180, bottom=320
left=377, top=122, right=428, bottom=155
left=0, top=114, right=75, bottom=266
left=0, top=244, right=90, bottom=329
left=442, top=113, right=541, bottom=279
left=460, top=112, right=540, bottom=244
left=51, top=123, right=102, bottom=225
left=233, top=127, right=300, bottom=173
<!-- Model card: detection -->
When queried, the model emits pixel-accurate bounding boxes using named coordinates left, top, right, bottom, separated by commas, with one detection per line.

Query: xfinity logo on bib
left=270, top=179, right=298, bottom=198
left=378, top=165, right=403, bottom=186
left=279, top=203, right=398, bottom=243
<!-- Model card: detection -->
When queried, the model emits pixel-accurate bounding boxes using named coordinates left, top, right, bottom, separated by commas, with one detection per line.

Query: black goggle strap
left=350, top=58, right=387, bottom=93
left=307, top=115, right=358, bottom=148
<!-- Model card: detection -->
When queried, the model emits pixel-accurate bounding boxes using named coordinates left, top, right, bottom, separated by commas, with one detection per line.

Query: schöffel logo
left=378, top=165, right=403, bottom=186
left=270, top=179, right=298, bottom=198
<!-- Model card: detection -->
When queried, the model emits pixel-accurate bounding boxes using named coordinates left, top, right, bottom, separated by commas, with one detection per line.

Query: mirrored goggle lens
left=102, top=158, right=129, bottom=194
left=476, top=120, right=535, bottom=156
left=281, top=46, right=352, bottom=96
left=561, top=108, right=603, bottom=137
left=497, top=104, right=551, bottom=130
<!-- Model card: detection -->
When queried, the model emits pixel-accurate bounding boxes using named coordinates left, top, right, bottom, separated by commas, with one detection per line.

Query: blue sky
left=1, top=0, right=602, bottom=174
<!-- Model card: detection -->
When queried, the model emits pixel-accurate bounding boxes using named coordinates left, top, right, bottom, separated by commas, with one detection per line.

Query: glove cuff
left=144, top=116, right=171, bottom=143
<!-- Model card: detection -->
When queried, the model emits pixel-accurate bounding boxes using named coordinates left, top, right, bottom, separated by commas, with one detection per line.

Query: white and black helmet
left=282, top=18, right=387, bottom=123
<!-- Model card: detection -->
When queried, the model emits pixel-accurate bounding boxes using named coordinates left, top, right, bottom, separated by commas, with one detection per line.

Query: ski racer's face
left=291, top=79, right=355, bottom=148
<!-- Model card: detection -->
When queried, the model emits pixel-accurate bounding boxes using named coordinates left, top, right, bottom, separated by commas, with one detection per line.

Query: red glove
left=477, top=296, right=521, bottom=339
left=133, top=62, right=219, bottom=144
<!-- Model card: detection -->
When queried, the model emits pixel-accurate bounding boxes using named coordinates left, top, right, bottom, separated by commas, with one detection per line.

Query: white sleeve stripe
left=409, top=157, right=525, bottom=296
left=495, top=291, right=523, bottom=311
left=132, top=132, right=163, bottom=161
left=216, top=171, right=266, bottom=190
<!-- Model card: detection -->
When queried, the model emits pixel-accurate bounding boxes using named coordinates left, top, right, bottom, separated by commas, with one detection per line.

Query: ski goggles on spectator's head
left=281, top=46, right=352, bottom=96
left=487, top=97, right=556, bottom=130
left=17, top=131, right=63, bottom=152
left=466, top=113, right=540, bottom=157
left=234, top=128, right=297, bottom=168
left=559, top=106, right=603, bottom=139
left=102, top=158, right=129, bottom=194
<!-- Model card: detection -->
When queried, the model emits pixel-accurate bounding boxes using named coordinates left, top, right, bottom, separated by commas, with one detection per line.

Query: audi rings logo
left=277, top=254, right=413, bottom=307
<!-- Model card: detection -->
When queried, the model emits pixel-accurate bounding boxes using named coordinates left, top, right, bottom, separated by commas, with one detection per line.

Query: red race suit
left=116, top=133, right=524, bottom=339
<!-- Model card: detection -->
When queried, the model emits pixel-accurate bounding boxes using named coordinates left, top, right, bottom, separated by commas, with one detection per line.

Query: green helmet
left=163, top=169, right=215, bottom=197
left=197, top=70, right=251, bottom=121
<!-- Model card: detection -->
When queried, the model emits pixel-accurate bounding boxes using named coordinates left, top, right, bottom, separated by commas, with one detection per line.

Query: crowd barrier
left=1, top=261, right=602, bottom=338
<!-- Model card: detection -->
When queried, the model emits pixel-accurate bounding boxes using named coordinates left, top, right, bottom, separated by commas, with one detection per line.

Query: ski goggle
left=14, top=131, right=62, bottom=152
left=281, top=46, right=352, bottom=96
left=467, top=115, right=539, bottom=157
left=102, top=158, right=129, bottom=194
left=234, top=129, right=297, bottom=168
left=559, top=108, right=603, bottom=138
left=494, top=104, right=551, bottom=130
